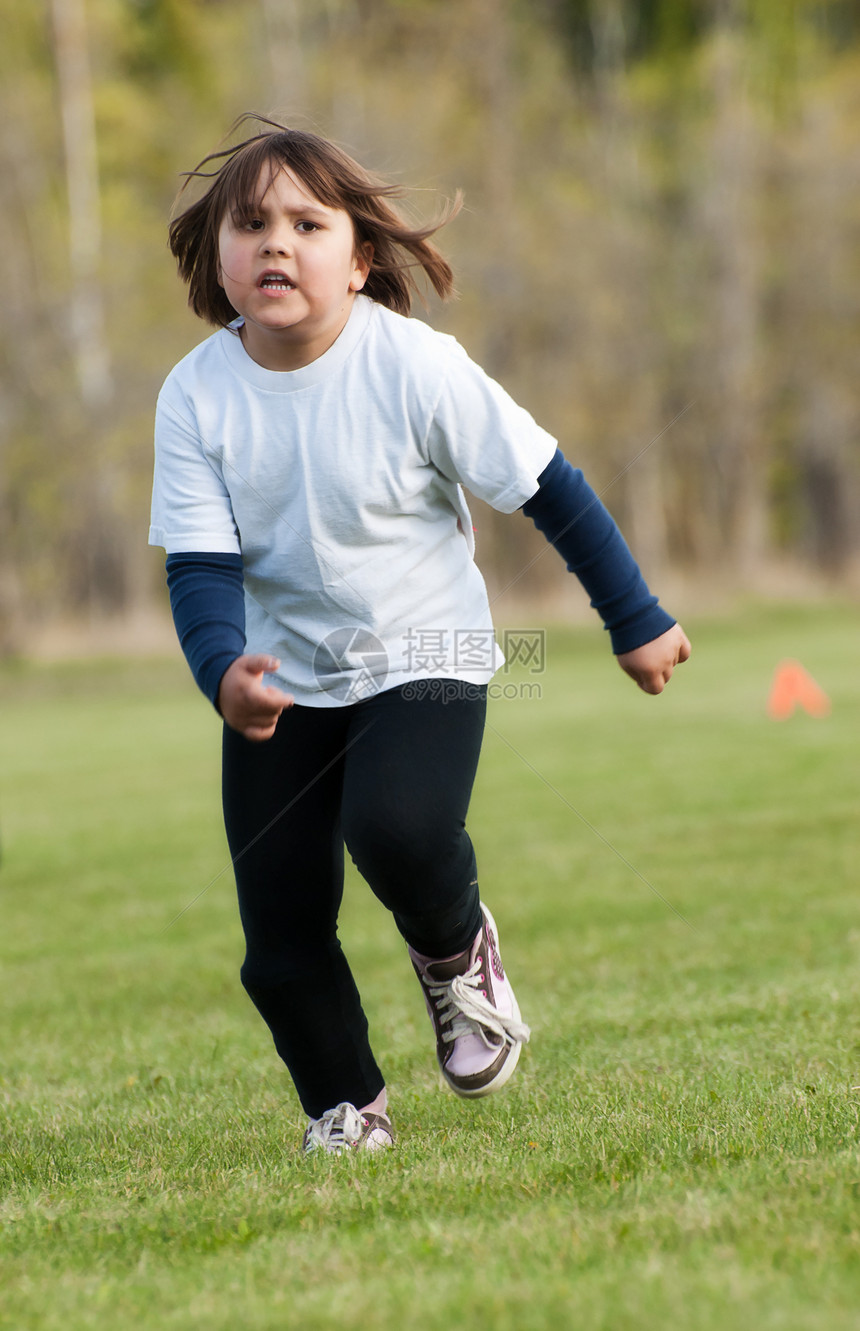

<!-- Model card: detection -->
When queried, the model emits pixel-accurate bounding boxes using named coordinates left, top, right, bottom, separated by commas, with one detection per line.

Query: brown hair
left=169, top=115, right=461, bottom=327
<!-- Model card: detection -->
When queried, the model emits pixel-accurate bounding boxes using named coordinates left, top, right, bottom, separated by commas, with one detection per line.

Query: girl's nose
left=261, top=227, right=293, bottom=257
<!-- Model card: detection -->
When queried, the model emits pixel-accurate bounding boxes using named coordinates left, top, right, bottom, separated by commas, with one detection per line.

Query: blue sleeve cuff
left=521, top=449, right=675, bottom=654
left=165, top=552, right=246, bottom=707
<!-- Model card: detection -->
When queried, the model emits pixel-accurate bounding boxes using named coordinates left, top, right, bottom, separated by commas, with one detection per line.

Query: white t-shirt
left=150, top=295, right=557, bottom=706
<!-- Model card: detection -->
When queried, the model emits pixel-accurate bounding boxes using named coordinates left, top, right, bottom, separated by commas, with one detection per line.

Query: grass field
left=1, top=602, right=859, bottom=1330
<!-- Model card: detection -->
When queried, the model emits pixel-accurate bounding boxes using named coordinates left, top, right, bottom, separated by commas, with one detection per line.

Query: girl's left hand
left=617, top=624, right=691, bottom=695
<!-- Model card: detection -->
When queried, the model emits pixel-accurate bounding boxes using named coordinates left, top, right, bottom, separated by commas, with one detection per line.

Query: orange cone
left=767, top=660, right=831, bottom=720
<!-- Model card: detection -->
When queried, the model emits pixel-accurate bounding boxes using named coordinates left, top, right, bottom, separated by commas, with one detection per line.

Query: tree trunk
left=259, top=0, right=307, bottom=118
left=50, top=0, right=112, bottom=411
left=590, top=0, right=669, bottom=573
left=701, top=3, right=766, bottom=576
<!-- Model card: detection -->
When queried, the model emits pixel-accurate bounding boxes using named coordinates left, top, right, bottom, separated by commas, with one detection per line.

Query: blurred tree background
left=1, top=0, right=858, bottom=653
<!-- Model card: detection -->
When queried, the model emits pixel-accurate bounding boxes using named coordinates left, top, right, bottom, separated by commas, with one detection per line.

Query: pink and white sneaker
left=409, top=904, right=530, bottom=1098
left=302, top=1102, right=394, bottom=1155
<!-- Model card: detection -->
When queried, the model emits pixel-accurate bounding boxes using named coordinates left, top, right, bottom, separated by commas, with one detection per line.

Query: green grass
left=1, top=602, right=859, bottom=1329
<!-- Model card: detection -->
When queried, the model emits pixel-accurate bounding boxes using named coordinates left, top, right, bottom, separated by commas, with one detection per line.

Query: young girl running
left=150, top=116, right=690, bottom=1154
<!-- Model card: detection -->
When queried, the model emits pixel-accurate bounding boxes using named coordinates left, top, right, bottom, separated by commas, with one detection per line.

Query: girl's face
left=217, top=163, right=370, bottom=371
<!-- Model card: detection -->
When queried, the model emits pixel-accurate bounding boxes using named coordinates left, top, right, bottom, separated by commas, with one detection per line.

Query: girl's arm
left=166, top=552, right=246, bottom=704
left=521, top=448, right=690, bottom=692
left=166, top=553, right=292, bottom=738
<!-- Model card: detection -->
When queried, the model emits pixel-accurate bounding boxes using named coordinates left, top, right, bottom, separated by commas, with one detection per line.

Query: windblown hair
left=169, top=115, right=461, bottom=327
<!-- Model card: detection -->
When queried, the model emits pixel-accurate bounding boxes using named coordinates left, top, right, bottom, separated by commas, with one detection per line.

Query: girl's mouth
left=259, top=272, right=296, bottom=291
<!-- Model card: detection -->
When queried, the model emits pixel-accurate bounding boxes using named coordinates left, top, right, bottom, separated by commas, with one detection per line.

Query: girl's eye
left=246, top=218, right=265, bottom=232
left=296, top=221, right=319, bottom=234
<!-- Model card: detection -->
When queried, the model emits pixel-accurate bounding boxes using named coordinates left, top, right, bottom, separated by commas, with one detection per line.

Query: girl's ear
left=350, top=242, right=373, bottom=292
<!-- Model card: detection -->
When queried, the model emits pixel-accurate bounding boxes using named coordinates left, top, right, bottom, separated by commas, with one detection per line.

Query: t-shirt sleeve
left=425, top=342, right=557, bottom=513
left=149, top=380, right=241, bottom=555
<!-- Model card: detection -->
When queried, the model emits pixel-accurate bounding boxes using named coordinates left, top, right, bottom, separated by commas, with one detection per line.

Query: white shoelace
left=304, top=1102, right=364, bottom=1152
left=426, top=958, right=531, bottom=1048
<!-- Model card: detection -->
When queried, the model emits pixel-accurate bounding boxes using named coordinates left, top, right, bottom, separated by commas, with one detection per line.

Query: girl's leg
left=340, top=681, right=487, bottom=954
left=222, top=708, right=385, bottom=1120
left=341, top=682, right=529, bottom=1099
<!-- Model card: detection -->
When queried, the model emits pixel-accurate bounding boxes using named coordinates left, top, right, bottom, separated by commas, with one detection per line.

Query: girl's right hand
left=217, top=655, right=294, bottom=741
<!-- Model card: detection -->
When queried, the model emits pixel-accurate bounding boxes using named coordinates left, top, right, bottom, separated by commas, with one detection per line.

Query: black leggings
left=222, top=681, right=487, bottom=1118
